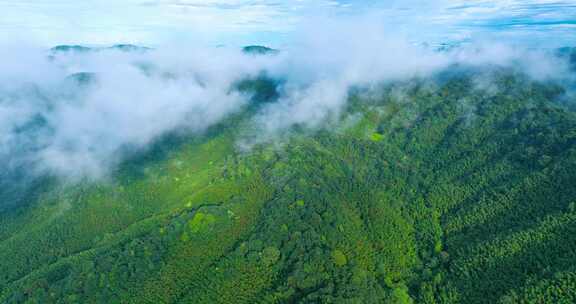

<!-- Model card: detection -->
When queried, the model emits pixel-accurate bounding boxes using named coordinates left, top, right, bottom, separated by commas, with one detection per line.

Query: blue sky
left=1, top=0, right=575, bottom=47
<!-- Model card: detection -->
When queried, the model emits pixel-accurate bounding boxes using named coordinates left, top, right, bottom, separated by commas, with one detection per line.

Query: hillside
left=1, top=60, right=576, bottom=304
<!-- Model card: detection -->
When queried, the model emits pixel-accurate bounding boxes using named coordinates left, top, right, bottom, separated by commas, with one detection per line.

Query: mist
left=0, top=17, right=574, bottom=186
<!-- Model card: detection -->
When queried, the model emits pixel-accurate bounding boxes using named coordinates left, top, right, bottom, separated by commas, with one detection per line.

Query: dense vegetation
left=1, top=57, right=576, bottom=303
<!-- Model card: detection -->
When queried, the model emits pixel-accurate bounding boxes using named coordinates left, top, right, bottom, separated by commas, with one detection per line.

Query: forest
left=0, top=48, right=575, bottom=303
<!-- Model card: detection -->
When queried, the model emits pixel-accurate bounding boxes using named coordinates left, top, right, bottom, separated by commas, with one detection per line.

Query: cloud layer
left=0, top=17, right=574, bottom=182
left=0, top=45, right=267, bottom=178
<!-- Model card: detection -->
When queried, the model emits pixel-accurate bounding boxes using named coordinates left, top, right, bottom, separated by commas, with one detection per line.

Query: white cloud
left=0, top=13, right=573, bottom=180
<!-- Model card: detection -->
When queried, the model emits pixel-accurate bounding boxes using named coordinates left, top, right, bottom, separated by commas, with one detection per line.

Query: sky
left=0, top=0, right=575, bottom=48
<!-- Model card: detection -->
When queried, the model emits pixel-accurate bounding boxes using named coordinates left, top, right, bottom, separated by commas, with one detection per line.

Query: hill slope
left=1, top=67, right=576, bottom=303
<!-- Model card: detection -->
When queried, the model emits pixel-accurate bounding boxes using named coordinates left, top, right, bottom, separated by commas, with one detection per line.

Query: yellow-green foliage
left=332, top=250, right=348, bottom=267
left=370, top=132, right=385, bottom=142
left=188, top=212, right=217, bottom=233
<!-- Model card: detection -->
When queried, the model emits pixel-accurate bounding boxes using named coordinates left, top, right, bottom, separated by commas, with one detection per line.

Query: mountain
left=50, top=44, right=273, bottom=57
left=242, top=45, right=279, bottom=55
left=1, top=55, right=576, bottom=304
left=50, top=44, right=151, bottom=54
left=108, top=44, right=152, bottom=52
left=50, top=45, right=92, bottom=53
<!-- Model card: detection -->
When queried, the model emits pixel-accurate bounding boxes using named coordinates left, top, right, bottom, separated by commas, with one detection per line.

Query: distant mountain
left=50, top=45, right=92, bottom=53
left=242, top=45, right=279, bottom=55
left=50, top=44, right=151, bottom=54
left=107, top=44, right=152, bottom=52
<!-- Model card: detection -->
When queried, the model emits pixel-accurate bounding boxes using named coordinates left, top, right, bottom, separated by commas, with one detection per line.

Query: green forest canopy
left=1, top=56, right=576, bottom=303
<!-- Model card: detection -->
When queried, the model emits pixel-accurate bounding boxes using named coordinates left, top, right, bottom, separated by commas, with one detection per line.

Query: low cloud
left=0, top=17, right=573, bottom=186
left=0, top=45, right=268, bottom=179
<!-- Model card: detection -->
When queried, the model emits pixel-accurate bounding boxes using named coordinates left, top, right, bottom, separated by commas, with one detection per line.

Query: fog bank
left=0, top=19, right=573, bottom=181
